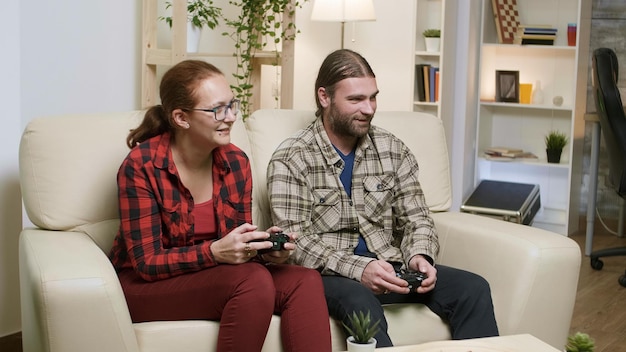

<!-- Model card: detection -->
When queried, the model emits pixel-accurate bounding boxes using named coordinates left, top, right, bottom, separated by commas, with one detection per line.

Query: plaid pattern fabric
left=267, top=117, right=439, bottom=281
left=109, top=132, right=252, bottom=281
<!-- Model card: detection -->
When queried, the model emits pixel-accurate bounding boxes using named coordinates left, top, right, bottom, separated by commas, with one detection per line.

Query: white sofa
left=18, top=109, right=581, bottom=352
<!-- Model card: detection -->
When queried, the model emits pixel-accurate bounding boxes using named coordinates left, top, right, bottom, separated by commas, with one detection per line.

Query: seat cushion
left=131, top=304, right=450, bottom=352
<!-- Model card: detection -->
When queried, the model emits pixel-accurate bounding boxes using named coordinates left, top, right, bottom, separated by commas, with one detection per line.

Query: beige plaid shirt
left=267, top=117, right=439, bottom=281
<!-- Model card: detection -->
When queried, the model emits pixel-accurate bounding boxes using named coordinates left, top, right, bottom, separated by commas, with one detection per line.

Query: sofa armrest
left=19, top=228, right=139, bottom=352
left=431, top=212, right=580, bottom=349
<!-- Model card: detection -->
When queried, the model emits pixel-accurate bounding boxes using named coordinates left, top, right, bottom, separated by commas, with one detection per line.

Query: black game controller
left=252, top=232, right=291, bottom=254
left=395, top=269, right=427, bottom=290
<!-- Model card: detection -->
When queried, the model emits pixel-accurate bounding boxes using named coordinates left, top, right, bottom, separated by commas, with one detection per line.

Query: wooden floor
left=2, top=218, right=626, bottom=352
left=569, top=218, right=626, bottom=352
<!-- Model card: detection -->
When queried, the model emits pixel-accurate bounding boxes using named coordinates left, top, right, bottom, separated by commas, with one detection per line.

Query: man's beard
left=327, top=102, right=373, bottom=139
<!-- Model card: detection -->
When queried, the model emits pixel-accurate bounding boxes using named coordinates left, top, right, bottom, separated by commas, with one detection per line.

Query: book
left=522, top=27, right=557, bottom=34
left=483, top=151, right=538, bottom=160
left=429, top=66, right=438, bottom=102
left=521, top=34, right=557, bottom=40
left=519, top=24, right=557, bottom=31
left=435, top=69, right=440, bottom=102
left=523, top=29, right=557, bottom=35
left=415, top=64, right=426, bottom=102
left=521, top=38, right=554, bottom=45
left=484, top=146, right=523, bottom=154
left=483, top=146, right=538, bottom=160
left=423, top=65, right=431, bottom=102
left=514, top=26, right=557, bottom=44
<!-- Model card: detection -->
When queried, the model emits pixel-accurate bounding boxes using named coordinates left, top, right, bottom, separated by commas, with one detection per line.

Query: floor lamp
left=310, top=0, right=377, bottom=49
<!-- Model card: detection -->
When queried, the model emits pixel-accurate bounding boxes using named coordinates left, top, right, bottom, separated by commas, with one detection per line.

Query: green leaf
left=565, top=332, right=595, bottom=352
left=342, top=310, right=380, bottom=344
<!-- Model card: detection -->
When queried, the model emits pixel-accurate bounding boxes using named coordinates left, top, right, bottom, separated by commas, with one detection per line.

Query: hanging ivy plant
left=160, top=0, right=222, bottom=30
left=223, top=0, right=306, bottom=119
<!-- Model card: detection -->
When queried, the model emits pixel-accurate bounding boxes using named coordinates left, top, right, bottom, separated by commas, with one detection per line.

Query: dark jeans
left=322, top=265, right=499, bottom=347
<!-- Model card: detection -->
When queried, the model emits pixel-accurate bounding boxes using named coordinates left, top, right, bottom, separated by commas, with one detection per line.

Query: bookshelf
left=412, top=0, right=453, bottom=119
left=473, top=0, right=591, bottom=235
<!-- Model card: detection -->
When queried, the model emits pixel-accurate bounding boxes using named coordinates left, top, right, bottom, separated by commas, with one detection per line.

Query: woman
left=108, top=60, right=331, bottom=351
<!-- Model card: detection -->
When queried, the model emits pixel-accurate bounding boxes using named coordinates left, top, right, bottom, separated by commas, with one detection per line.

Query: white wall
left=0, top=0, right=140, bottom=338
left=291, top=0, right=416, bottom=112
left=20, top=0, right=141, bottom=121
left=1, top=0, right=24, bottom=338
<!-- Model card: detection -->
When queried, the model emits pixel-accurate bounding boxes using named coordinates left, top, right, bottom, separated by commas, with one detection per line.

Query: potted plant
left=545, top=130, right=568, bottom=163
left=565, top=332, right=595, bottom=352
left=222, top=0, right=305, bottom=119
left=422, top=28, right=441, bottom=52
left=160, top=0, right=222, bottom=52
left=343, top=310, right=380, bottom=352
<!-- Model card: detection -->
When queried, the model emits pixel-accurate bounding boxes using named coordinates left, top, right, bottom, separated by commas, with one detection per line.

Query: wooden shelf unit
left=141, top=0, right=294, bottom=112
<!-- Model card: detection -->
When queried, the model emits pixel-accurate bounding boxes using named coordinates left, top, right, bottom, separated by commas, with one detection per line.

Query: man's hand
left=361, top=260, right=411, bottom=295
left=408, top=255, right=437, bottom=293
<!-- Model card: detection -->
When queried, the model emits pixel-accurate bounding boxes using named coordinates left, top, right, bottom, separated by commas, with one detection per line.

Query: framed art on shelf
left=495, top=70, right=519, bottom=103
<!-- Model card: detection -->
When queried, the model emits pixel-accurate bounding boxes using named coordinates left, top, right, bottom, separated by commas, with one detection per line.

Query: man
left=267, top=49, right=499, bottom=347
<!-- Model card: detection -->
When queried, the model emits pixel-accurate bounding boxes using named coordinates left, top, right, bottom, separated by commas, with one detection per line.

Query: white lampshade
left=311, top=0, right=376, bottom=22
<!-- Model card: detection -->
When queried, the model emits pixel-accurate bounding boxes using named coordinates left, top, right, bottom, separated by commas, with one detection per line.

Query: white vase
left=532, top=80, right=544, bottom=104
left=424, top=37, right=440, bottom=52
left=186, top=23, right=202, bottom=52
left=346, top=336, right=377, bottom=352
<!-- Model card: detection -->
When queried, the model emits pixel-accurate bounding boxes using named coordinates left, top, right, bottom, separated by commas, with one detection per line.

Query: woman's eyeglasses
left=189, top=99, right=241, bottom=121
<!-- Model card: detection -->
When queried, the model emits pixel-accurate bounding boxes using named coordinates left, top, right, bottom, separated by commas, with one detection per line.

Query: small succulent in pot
left=343, top=310, right=380, bottom=345
left=565, top=332, right=595, bottom=352
left=422, top=28, right=441, bottom=38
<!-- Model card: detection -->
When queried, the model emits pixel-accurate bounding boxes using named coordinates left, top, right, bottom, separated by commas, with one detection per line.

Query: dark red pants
left=118, top=263, right=331, bottom=351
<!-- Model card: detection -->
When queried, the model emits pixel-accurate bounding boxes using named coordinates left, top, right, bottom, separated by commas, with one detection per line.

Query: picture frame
left=495, top=70, right=520, bottom=103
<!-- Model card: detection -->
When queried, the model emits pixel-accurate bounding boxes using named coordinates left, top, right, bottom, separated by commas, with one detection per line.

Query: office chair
left=589, top=47, right=626, bottom=287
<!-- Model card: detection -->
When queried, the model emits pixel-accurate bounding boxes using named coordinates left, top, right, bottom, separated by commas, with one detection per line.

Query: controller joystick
left=252, top=232, right=291, bottom=254
left=396, top=270, right=427, bottom=290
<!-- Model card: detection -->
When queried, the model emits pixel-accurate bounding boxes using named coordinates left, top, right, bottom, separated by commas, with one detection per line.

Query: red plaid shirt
left=108, top=132, right=252, bottom=281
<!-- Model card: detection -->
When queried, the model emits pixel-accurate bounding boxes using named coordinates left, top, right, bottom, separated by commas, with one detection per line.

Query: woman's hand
left=259, top=226, right=297, bottom=264
left=209, top=223, right=274, bottom=264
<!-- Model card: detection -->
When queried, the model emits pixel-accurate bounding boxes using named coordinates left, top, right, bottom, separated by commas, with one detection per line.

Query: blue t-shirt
left=334, top=146, right=373, bottom=257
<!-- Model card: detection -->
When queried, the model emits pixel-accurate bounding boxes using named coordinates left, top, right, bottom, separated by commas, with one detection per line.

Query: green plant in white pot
left=545, top=130, right=568, bottom=164
left=422, top=28, right=441, bottom=52
left=343, top=310, right=380, bottom=351
left=222, top=0, right=305, bottom=120
left=565, top=332, right=595, bottom=352
left=160, top=0, right=222, bottom=52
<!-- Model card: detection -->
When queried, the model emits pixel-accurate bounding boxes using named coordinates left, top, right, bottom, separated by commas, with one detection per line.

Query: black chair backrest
left=592, top=47, right=626, bottom=197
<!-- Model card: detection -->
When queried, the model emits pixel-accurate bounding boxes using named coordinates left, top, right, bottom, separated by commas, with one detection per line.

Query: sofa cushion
left=19, top=111, right=144, bottom=231
left=19, top=111, right=252, bottom=235
left=371, top=111, right=452, bottom=212
left=244, top=110, right=316, bottom=229
left=130, top=303, right=450, bottom=351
